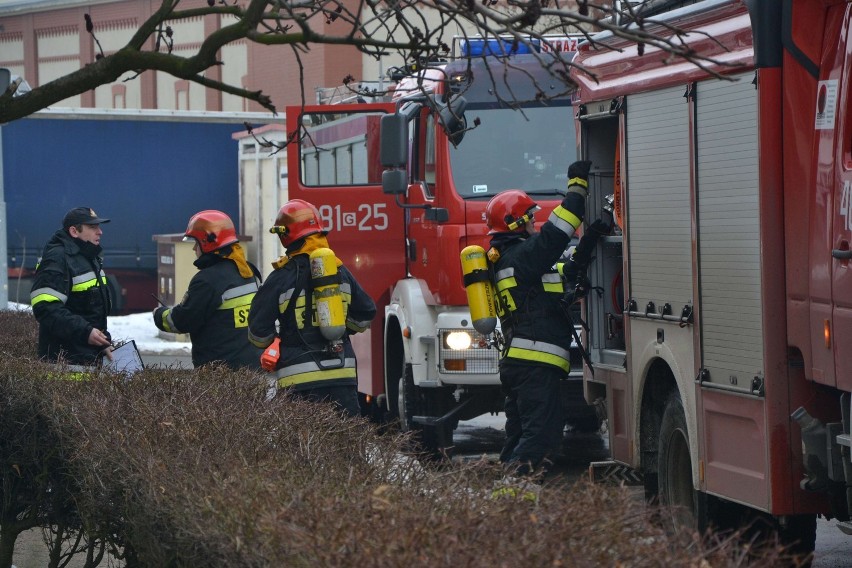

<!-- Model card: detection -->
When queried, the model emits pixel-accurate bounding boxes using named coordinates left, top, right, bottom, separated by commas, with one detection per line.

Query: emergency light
left=459, top=38, right=540, bottom=57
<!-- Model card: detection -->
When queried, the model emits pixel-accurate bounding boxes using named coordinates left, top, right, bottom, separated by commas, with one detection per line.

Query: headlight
left=444, top=330, right=472, bottom=350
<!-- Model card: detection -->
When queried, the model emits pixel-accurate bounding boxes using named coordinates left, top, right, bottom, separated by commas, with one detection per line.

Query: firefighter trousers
left=290, top=384, right=360, bottom=418
left=499, top=363, right=565, bottom=475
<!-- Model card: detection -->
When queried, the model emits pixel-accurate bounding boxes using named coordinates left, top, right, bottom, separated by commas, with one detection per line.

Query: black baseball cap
left=62, top=207, right=111, bottom=230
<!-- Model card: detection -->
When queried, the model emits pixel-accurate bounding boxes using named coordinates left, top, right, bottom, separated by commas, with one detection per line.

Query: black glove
left=597, top=210, right=614, bottom=234
left=567, top=160, right=593, bottom=182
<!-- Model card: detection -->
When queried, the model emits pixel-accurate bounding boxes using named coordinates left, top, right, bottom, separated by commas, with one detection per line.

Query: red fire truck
left=576, top=0, right=852, bottom=549
left=285, top=38, right=596, bottom=452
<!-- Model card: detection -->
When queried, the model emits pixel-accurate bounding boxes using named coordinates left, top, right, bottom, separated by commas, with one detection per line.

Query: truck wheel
left=777, top=514, right=817, bottom=561
left=657, top=392, right=698, bottom=534
left=748, top=513, right=816, bottom=562
left=397, top=363, right=453, bottom=458
left=397, top=362, right=420, bottom=434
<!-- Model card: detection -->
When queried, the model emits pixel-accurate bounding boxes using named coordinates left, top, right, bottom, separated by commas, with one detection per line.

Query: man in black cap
left=30, top=207, right=114, bottom=366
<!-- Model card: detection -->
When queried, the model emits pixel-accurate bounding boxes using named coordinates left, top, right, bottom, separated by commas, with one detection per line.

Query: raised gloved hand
left=568, top=160, right=593, bottom=181
left=566, top=160, right=593, bottom=198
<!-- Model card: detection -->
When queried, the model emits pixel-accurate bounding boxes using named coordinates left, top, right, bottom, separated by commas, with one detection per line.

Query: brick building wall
left=0, top=0, right=366, bottom=112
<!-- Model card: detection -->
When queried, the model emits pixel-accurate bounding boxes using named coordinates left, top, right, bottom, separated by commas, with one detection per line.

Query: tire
left=657, top=394, right=816, bottom=561
left=777, top=514, right=817, bottom=562
left=397, top=362, right=454, bottom=458
left=397, top=362, right=419, bottom=434
left=657, top=392, right=698, bottom=534
left=747, top=513, right=816, bottom=564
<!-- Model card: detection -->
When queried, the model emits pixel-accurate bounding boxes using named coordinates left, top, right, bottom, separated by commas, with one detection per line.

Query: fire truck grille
left=438, top=328, right=499, bottom=374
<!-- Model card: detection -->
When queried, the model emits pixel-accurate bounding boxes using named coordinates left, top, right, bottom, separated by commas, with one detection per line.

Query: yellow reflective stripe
left=71, top=271, right=107, bottom=292
left=541, top=273, right=563, bottom=293
left=31, top=287, right=67, bottom=304
left=222, top=282, right=259, bottom=301
left=277, top=366, right=357, bottom=388
left=506, top=347, right=570, bottom=372
left=71, top=278, right=99, bottom=292
left=161, top=309, right=175, bottom=333
left=346, top=318, right=370, bottom=333
left=31, top=293, right=63, bottom=306
left=496, top=277, right=517, bottom=292
left=549, top=205, right=581, bottom=235
left=248, top=330, right=274, bottom=348
left=72, top=271, right=97, bottom=285
left=495, top=267, right=516, bottom=292
left=278, top=288, right=297, bottom=313
left=219, top=292, right=256, bottom=310
left=276, top=358, right=357, bottom=385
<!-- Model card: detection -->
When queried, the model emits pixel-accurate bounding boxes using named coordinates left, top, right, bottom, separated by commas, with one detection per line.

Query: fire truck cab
left=286, top=38, right=595, bottom=452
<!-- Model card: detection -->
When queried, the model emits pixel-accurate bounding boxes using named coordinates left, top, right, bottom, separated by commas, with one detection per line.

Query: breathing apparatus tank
left=309, top=247, right=346, bottom=343
left=460, top=245, right=497, bottom=335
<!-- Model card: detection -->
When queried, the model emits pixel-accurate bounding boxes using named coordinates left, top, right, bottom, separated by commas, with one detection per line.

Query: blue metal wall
left=3, top=116, right=243, bottom=271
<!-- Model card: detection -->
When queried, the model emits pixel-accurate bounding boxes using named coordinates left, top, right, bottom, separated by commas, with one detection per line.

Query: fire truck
left=575, top=0, right=852, bottom=549
left=285, top=38, right=595, bottom=452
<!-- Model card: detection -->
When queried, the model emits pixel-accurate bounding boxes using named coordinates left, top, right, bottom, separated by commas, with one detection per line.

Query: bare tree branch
left=0, top=0, right=741, bottom=124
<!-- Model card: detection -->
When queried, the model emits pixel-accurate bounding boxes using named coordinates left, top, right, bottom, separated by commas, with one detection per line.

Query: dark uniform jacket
left=247, top=253, right=376, bottom=391
left=153, top=253, right=263, bottom=369
left=30, top=230, right=112, bottom=365
left=490, top=192, right=586, bottom=373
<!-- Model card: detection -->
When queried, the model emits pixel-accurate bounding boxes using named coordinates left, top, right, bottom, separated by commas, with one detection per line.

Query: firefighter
left=247, top=199, right=376, bottom=417
left=486, top=160, right=592, bottom=476
left=153, top=210, right=263, bottom=370
left=30, top=206, right=115, bottom=367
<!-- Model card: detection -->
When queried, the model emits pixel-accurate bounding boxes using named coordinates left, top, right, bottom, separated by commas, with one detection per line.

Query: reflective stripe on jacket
left=490, top=191, right=585, bottom=372
left=248, top=253, right=376, bottom=392
left=153, top=254, right=263, bottom=369
left=30, top=230, right=111, bottom=365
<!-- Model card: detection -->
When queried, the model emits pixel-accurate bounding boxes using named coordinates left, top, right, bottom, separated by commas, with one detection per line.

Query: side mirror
left=438, top=95, right=468, bottom=146
left=380, top=114, right=408, bottom=168
left=382, top=169, right=407, bottom=195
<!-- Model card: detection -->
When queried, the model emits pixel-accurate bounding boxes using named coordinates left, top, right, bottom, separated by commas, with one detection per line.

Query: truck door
left=832, top=22, right=852, bottom=392
left=285, top=103, right=404, bottom=397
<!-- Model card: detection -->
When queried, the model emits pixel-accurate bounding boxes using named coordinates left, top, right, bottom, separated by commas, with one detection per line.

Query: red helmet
left=184, top=210, right=238, bottom=254
left=270, top=199, right=325, bottom=246
left=485, top=190, right=540, bottom=235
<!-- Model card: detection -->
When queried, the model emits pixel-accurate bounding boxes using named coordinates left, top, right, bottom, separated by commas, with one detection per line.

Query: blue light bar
left=459, top=38, right=541, bottom=58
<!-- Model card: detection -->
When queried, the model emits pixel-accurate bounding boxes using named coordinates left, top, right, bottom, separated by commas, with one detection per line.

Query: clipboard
left=103, top=340, right=145, bottom=375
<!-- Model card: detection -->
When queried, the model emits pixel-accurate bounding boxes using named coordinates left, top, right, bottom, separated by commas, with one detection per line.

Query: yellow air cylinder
left=309, top=247, right=346, bottom=341
left=460, top=245, right=497, bottom=335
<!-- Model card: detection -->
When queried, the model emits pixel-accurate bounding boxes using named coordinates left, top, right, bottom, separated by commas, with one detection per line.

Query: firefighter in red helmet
left=485, top=160, right=594, bottom=477
left=247, top=199, right=376, bottom=416
left=153, top=210, right=263, bottom=369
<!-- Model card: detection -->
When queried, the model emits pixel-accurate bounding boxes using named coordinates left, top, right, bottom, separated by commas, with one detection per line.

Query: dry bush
left=0, top=309, right=805, bottom=567
left=0, top=307, right=38, bottom=358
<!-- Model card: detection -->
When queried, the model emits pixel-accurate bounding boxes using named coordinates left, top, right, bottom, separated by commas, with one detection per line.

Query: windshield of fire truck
left=448, top=101, right=575, bottom=198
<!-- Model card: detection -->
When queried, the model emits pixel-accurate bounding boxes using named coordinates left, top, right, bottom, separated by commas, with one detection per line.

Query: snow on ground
left=106, top=311, right=191, bottom=355
left=6, top=302, right=191, bottom=355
